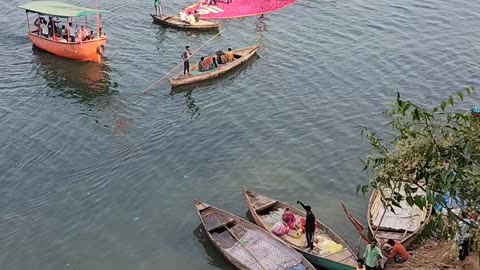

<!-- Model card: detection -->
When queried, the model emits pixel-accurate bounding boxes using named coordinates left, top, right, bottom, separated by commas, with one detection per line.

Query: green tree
left=359, top=87, right=480, bottom=239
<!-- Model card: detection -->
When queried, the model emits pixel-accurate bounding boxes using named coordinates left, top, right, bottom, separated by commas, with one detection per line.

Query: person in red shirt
left=386, top=239, right=409, bottom=263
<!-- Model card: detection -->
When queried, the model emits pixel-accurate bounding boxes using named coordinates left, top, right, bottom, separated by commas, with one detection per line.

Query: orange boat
left=19, top=1, right=108, bottom=63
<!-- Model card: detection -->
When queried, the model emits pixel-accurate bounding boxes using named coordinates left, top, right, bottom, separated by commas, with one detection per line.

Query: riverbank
left=385, top=240, right=479, bottom=270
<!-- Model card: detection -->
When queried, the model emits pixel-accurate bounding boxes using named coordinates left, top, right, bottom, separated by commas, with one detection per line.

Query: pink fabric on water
left=186, top=0, right=296, bottom=19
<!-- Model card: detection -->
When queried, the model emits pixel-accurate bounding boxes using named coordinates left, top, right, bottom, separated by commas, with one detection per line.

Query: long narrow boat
left=194, top=200, right=316, bottom=270
left=242, top=187, right=357, bottom=270
left=169, top=44, right=260, bottom=87
left=18, top=1, right=107, bottom=62
left=150, top=14, right=219, bottom=31
left=368, top=186, right=432, bottom=248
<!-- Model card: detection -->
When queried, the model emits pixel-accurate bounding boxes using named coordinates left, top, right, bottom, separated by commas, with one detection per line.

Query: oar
left=223, top=226, right=268, bottom=270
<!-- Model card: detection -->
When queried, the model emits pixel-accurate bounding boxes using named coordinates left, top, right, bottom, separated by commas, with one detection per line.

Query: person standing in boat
left=296, top=201, right=316, bottom=251
left=182, top=46, right=192, bottom=76
left=363, top=240, right=382, bottom=270
left=154, top=0, right=162, bottom=16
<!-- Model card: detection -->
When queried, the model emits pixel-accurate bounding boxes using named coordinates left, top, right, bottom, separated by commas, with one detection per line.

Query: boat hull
left=193, top=200, right=316, bottom=270
left=367, top=187, right=432, bottom=248
left=242, top=187, right=357, bottom=270
left=169, top=44, right=259, bottom=87
left=150, top=14, right=219, bottom=31
left=28, top=32, right=107, bottom=62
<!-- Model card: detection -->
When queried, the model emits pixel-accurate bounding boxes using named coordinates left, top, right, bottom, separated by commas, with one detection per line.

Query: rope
left=133, top=28, right=226, bottom=98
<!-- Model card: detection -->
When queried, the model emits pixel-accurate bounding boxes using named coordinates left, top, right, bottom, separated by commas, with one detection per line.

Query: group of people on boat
left=178, top=9, right=201, bottom=25
left=33, top=16, right=103, bottom=42
left=198, top=49, right=234, bottom=72
left=181, top=46, right=235, bottom=76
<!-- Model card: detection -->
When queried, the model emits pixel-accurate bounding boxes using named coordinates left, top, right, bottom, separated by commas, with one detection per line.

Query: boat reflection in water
left=32, top=47, right=132, bottom=136
left=32, top=46, right=117, bottom=102
left=192, top=224, right=232, bottom=270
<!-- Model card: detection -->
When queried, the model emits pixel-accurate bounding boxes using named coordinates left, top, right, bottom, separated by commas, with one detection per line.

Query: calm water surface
left=1, top=0, right=480, bottom=268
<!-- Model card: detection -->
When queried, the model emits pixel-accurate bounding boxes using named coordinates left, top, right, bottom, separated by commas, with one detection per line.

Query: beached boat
left=242, top=187, right=357, bottom=270
left=194, top=199, right=316, bottom=270
left=169, top=44, right=260, bottom=87
left=368, top=186, right=432, bottom=248
left=150, top=14, right=219, bottom=31
left=18, top=1, right=107, bottom=62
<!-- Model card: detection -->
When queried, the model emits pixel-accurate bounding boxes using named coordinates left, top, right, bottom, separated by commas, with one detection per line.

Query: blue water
left=1, top=0, right=480, bottom=268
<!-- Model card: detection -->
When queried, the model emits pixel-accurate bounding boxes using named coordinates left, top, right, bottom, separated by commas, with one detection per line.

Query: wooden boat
left=194, top=199, right=316, bottom=270
left=169, top=44, right=260, bottom=87
left=18, top=1, right=108, bottom=62
left=242, top=187, right=357, bottom=270
left=368, top=186, right=432, bottom=248
left=150, top=14, right=220, bottom=31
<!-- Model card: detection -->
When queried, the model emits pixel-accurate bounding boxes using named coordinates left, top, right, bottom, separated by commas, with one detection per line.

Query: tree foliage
left=359, top=87, right=480, bottom=238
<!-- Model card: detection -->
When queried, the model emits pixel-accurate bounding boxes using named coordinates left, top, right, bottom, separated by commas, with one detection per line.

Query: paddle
left=223, top=225, right=268, bottom=270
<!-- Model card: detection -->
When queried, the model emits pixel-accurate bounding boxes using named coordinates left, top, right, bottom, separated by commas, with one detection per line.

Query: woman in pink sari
left=282, top=208, right=296, bottom=230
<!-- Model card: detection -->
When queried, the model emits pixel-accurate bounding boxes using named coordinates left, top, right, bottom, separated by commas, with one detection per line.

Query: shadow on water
left=193, top=224, right=233, bottom=270
left=170, top=54, right=260, bottom=95
left=31, top=46, right=118, bottom=103
left=182, top=90, right=201, bottom=119
left=255, top=15, right=269, bottom=37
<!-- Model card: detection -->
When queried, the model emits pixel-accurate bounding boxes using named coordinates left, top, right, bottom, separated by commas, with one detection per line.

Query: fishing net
left=225, top=229, right=303, bottom=270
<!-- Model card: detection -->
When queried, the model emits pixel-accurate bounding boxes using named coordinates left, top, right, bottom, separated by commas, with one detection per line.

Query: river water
left=1, top=0, right=480, bottom=269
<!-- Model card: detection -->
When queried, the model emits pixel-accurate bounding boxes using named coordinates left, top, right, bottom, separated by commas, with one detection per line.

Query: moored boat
left=150, top=14, right=220, bottom=31
left=242, top=187, right=357, bottom=270
left=194, top=199, right=316, bottom=270
left=169, top=44, right=260, bottom=87
left=18, top=1, right=108, bottom=62
left=367, top=186, right=432, bottom=248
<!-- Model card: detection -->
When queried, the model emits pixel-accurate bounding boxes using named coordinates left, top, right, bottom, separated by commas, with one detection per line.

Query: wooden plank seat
left=207, top=218, right=235, bottom=232
left=252, top=199, right=278, bottom=212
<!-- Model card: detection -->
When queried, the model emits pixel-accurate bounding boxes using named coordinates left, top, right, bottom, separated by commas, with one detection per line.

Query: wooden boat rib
left=194, top=200, right=316, bottom=270
left=242, top=187, right=357, bottom=270
left=367, top=186, right=432, bottom=248
left=150, top=14, right=220, bottom=30
left=169, top=44, right=260, bottom=87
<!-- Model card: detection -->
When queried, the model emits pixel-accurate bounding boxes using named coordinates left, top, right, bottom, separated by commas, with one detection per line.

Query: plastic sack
left=324, top=240, right=343, bottom=254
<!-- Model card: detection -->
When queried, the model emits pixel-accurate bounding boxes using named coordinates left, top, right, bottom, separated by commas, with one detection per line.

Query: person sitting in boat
left=193, top=10, right=201, bottom=22
left=57, top=25, right=66, bottom=38
left=187, top=12, right=197, bottom=25
left=198, top=57, right=209, bottom=72
left=76, top=26, right=90, bottom=41
left=210, top=56, right=218, bottom=70
left=89, top=31, right=95, bottom=40
left=282, top=208, right=296, bottom=230
left=178, top=9, right=188, bottom=22
left=40, top=20, right=49, bottom=38
left=216, top=50, right=227, bottom=64
left=34, top=17, right=47, bottom=34
left=226, top=48, right=234, bottom=62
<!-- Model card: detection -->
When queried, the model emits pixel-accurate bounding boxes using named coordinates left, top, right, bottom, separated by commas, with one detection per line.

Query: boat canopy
left=18, top=1, right=107, bottom=17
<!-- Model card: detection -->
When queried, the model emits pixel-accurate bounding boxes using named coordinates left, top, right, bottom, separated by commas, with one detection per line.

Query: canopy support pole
left=26, top=12, right=30, bottom=32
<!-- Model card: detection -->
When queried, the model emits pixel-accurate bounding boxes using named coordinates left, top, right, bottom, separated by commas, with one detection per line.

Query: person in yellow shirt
left=225, top=48, right=234, bottom=62
left=356, top=258, right=366, bottom=270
